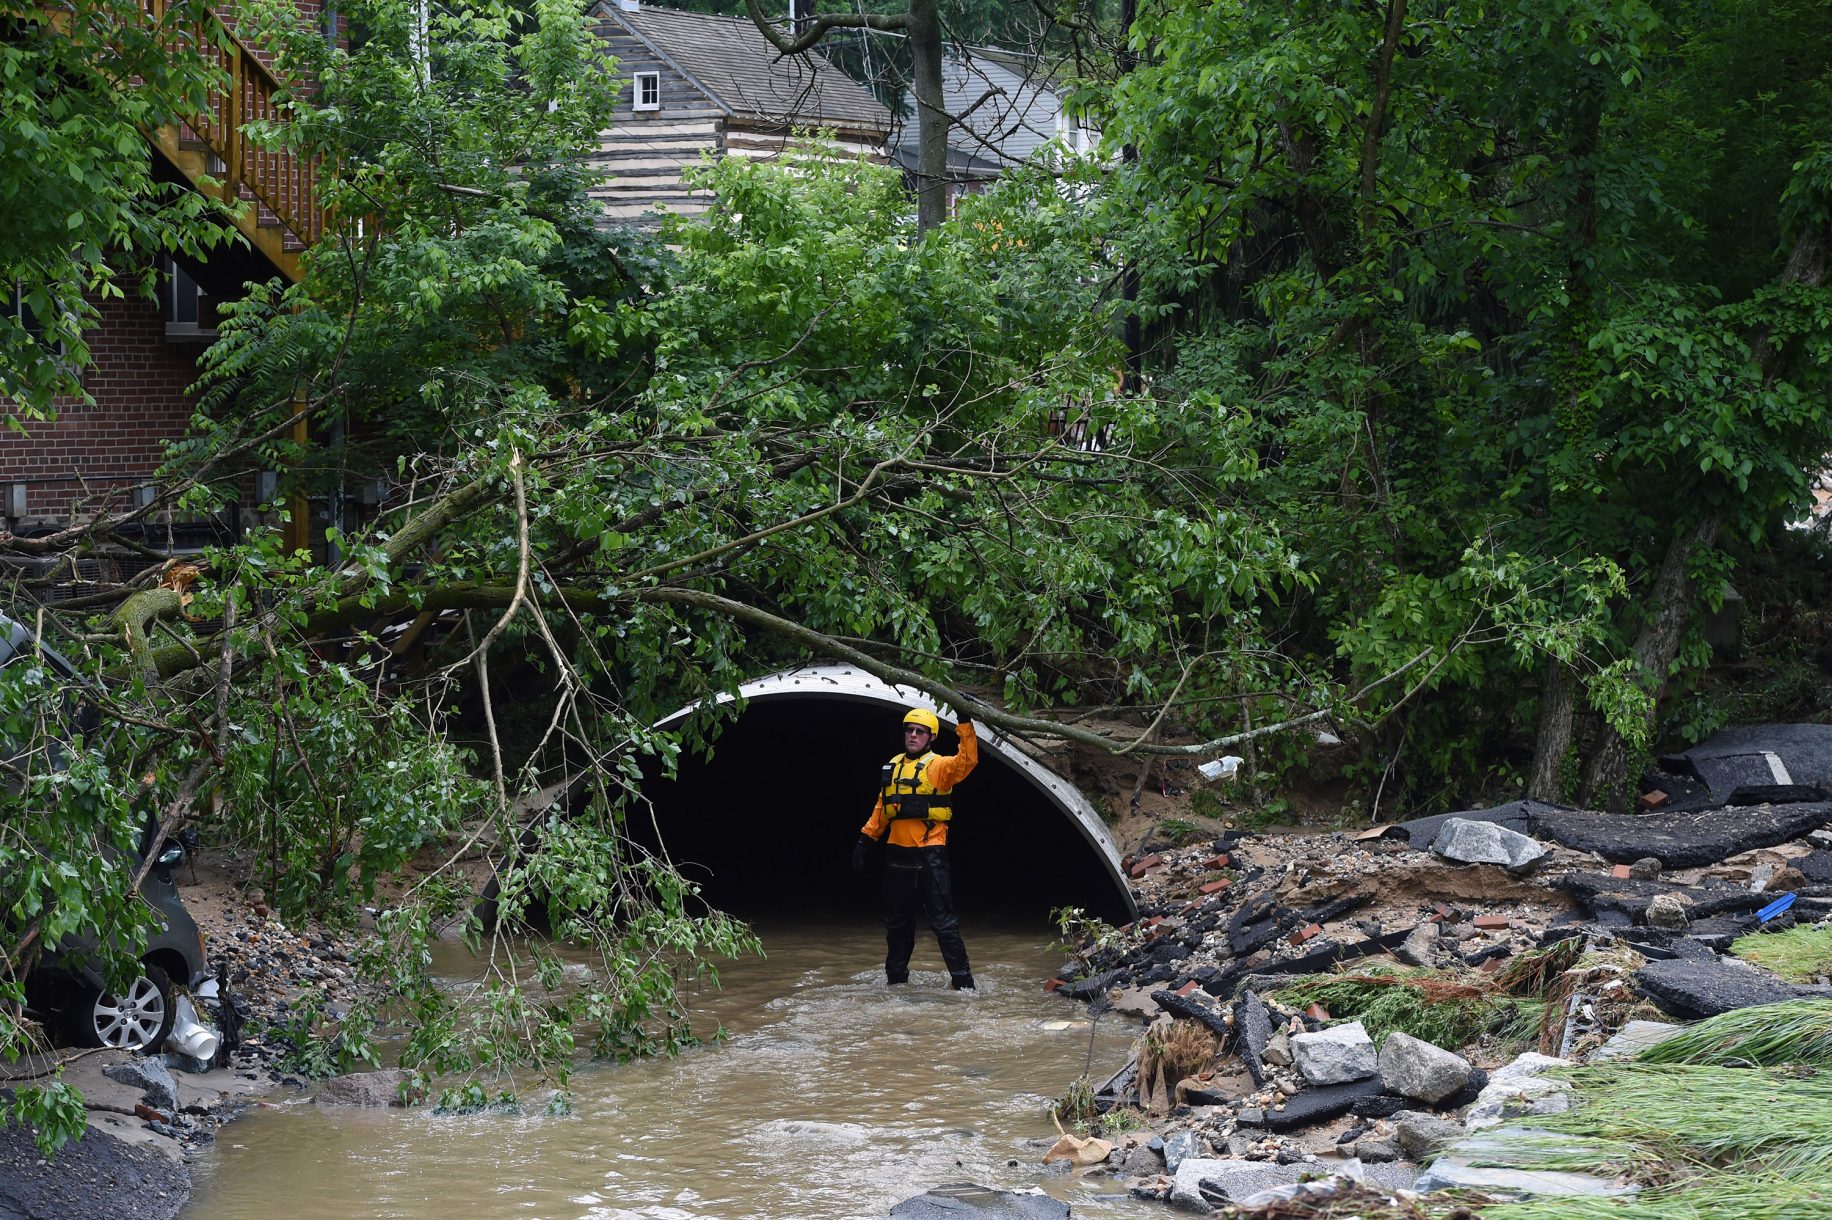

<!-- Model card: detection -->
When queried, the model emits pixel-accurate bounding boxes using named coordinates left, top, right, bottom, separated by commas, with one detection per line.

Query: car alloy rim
left=93, top=976, right=166, bottom=1049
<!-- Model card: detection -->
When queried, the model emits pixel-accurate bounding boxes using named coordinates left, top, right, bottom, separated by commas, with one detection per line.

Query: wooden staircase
left=142, top=0, right=325, bottom=283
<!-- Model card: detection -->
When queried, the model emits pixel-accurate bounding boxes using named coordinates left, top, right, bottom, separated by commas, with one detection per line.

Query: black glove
left=852, top=834, right=872, bottom=873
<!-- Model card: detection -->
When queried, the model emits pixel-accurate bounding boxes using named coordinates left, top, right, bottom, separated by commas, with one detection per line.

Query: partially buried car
left=2, top=614, right=212, bottom=1053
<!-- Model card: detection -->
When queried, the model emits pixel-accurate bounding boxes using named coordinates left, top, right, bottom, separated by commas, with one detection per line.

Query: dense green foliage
left=3, top=0, right=1831, bottom=1157
left=0, top=0, right=240, bottom=417
left=1102, top=0, right=1832, bottom=805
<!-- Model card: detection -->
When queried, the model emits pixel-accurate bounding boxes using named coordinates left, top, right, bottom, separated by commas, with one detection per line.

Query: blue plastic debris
left=1756, top=892, right=1797, bottom=923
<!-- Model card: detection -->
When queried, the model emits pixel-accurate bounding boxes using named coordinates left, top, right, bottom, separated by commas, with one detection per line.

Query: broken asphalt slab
left=1661, top=723, right=1832, bottom=801
left=1555, top=872, right=1772, bottom=924
left=1397, top=800, right=1832, bottom=868
left=1634, top=957, right=1825, bottom=1018
left=0, top=1119, right=189, bottom=1220
left=1532, top=802, right=1832, bottom=867
left=1246, top=1077, right=1389, bottom=1132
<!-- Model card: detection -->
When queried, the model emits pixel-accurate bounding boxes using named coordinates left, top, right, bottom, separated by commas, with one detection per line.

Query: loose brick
left=1128, top=853, right=1164, bottom=879
left=1289, top=922, right=1322, bottom=946
left=1199, top=878, right=1230, bottom=895
left=1639, top=790, right=1669, bottom=810
left=1472, top=915, right=1510, bottom=930
left=1174, top=980, right=1200, bottom=997
left=1305, top=1003, right=1331, bottom=1022
left=1612, top=864, right=1633, bottom=879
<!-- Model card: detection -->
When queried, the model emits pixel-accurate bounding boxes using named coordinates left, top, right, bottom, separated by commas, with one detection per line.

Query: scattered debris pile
left=1038, top=727, right=1832, bottom=1215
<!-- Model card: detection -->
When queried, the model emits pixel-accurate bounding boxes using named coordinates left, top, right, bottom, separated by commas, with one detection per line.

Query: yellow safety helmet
left=902, top=708, right=941, bottom=735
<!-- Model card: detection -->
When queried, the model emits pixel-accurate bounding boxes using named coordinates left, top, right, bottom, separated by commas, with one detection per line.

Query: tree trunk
left=1580, top=511, right=1723, bottom=807
left=907, top=0, right=947, bottom=233
left=1525, top=660, right=1574, bottom=802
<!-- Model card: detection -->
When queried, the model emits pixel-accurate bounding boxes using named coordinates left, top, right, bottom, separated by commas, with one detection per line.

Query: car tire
left=68, top=964, right=175, bottom=1053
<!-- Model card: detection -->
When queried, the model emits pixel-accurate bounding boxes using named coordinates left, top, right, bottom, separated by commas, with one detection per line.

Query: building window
left=1056, top=109, right=1094, bottom=155
left=632, top=71, right=661, bottom=111
left=162, top=258, right=218, bottom=339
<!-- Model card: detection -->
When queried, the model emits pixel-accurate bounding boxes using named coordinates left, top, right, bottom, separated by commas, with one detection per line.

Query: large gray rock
left=1163, top=1130, right=1207, bottom=1174
left=1464, top=1053, right=1570, bottom=1130
left=1377, top=1031, right=1473, bottom=1105
left=102, top=1056, right=177, bottom=1113
left=1169, top=1159, right=1305, bottom=1211
left=1431, top=818, right=1549, bottom=872
left=1395, top=922, right=1440, bottom=968
left=315, top=1068, right=422, bottom=1107
left=1292, top=1020, right=1378, bottom=1085
left=888, top=1184, right=1068, bottom=1219
left=1393, top=1111, right=1465, bottom=1160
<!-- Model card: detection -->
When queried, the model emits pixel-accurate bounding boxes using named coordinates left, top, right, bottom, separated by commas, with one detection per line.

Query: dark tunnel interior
left=633, top=698, right=1134, bottom=927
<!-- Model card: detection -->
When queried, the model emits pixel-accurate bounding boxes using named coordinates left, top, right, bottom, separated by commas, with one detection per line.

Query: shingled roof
left=595, top=3, right=892, bottom=134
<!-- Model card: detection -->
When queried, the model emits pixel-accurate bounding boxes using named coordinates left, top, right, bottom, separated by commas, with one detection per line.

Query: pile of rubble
left=1034, top=723, right=1832, bottom=1214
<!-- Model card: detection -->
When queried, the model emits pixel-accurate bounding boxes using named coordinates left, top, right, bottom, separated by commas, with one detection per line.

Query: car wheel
left=69, top=965, right=175, bottom=1053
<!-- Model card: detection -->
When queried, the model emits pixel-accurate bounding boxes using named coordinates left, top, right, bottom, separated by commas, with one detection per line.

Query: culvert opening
left=638, top=695, right=1134, bottom=926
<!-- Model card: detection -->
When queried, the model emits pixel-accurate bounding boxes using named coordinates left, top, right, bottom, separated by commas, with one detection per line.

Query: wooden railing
left=145, top=0, right=326, bottom=263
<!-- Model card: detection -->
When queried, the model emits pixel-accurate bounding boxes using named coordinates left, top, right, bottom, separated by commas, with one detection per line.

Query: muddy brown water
left=184, top=920, right=1167, bottom=1219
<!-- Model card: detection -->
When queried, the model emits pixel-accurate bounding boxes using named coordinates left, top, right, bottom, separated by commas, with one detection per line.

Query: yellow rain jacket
left=860, top=720, right=978, bottom=848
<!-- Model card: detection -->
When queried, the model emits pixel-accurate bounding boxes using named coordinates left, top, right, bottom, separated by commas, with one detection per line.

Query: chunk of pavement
left=1430, top=817, right=1549, bottom=873
left=1395, top=922, right=1440, bottom=968
left=1264, top=1076, right=1389, bottom=1131
left=1292, top=1020, right=1378, bottom=1085
left=315, top=1068, right=423, bottom=1107
left=1378, top=1031, right=1473, bottom=1105
left=1150, top=987, right=1232, bottom=1039
left=1170, top=1159, right=1306, bottom=1212
left=1233, top=991, right=1274, bottom=1086
left=1636, top=957, right=1804, bottom=1019
left=1394, top=1111, right=1465, bottom=1160
left=1532, top=801, right=1832, bottom=868
left=1349, top=1093, right=1409, bottom=1118
left=102, top=1056, right=178, bottom=1113
left=1629, top=857, right=1663, bottom=880
left=889, top=1184, right=1069, bottom=1219
left=1665, top=723, right=1832, bottom=800
left=1163, top=1130, right=1208, bottom=1174
left=1589, top=1020, right=1684, bottom=1062
left=1646, top=894, right=1690, bottom=930
left=1414, top=1128, right=1640, bottom=1199
left=1464, top=1053, right=1571, bottom=1130
left=1395, top=799, right=1566, bottom=851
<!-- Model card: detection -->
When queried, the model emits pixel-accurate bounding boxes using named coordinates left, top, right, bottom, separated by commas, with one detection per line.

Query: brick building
left=2, top=0, right=325, bottom=572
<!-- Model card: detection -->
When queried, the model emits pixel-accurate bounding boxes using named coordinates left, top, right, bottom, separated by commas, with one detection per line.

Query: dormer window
left=633, top=71, right=661, bottom=111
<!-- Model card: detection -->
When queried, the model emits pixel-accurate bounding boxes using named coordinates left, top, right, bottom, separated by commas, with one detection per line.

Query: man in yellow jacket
left=853, top=708, right=979, bottom=990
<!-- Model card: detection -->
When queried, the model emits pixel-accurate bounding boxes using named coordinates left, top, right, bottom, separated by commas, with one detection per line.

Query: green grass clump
left=1271, top=965, right=1543, bottom=1051
left=1731, top=923, right=1832, bottom=984
left=1472, top=1060, right=1832, bottom=1220
left=1638, top=999, right=1832, bottom=1070
left=1155, top=818, right=1205, bottom=846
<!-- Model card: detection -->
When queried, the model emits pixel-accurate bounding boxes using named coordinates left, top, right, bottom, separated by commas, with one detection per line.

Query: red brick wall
left=0, top=291, right=203, bottom=528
